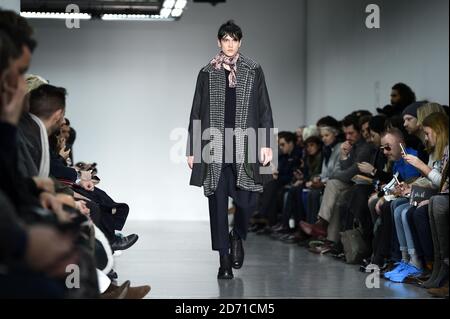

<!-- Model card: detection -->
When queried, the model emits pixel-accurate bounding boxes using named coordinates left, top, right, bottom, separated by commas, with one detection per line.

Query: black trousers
left=281, top=186, right=304, bottom=229
left=408, top=204, right=434, bottom=262
left=258, top=179, right=285, bottom=226
left=347, top=184, right=375, bottom=244
left=208, top=164, right=258, bottom=251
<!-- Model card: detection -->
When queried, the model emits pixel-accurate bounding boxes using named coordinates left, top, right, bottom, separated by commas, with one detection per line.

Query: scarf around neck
left=210, top=51, right=239, bottom=88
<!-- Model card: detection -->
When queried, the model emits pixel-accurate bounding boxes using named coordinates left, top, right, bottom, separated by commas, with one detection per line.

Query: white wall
left=27, top=0, right=307, bottom=220
left=1, top=0, right=20, bottom=12
left=305, top=0, right=449, bottom=124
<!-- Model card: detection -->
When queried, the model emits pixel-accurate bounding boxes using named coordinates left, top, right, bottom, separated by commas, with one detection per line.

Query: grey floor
left=114, top=221, right=432, bottom=299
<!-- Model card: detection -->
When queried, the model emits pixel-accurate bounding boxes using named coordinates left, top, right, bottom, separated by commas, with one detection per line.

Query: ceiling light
left=171, top=8, right=183, bottom=17
left=21, top=11, right=91, bottom=19
left=175, top=0, right=188, bottom=9
left=163, top=0, right=176, bottom=9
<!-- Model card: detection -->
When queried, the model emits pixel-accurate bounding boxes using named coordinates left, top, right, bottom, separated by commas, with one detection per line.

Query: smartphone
left=399, top=143, right=407, bottom=156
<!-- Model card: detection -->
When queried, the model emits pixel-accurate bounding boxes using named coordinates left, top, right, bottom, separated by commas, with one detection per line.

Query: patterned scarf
left=210, top=51, right=239, bottom=88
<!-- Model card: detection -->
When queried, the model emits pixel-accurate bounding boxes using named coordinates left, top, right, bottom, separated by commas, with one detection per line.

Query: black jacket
left=186, top=57, right=274, bottom=187
left=331, top=138, right=375, bottom=183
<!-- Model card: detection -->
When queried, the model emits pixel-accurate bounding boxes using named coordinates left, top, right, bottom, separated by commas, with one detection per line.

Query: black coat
left=186, top=55, right=274, bottom=189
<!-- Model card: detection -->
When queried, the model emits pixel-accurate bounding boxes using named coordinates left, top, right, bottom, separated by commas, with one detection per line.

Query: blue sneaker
left=384, top=261, right=408, bottom=279
left=389, top=264, right=423, bottom=283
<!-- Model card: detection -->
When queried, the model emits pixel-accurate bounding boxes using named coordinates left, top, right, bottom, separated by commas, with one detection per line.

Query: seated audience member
left=256, top=131, right=302, bottom=233
left=384, top=113, right=448, bottom=283
left=359, top=114, right=373, bottom=143
left=377, top=83, right=416, bottom=118
left=425, top=165, right=449, bottom=297
left=27, top=85, right=138, bottom=251
left=276, top=134, right=324, bottom=238
left=299, top=114, right=374, bottom=242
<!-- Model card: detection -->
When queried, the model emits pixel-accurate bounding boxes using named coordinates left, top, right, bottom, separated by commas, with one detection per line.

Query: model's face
left=381, top=134, right=401, bottom=161
left=320, top=129, right=336, bottom=146
left=218, top=35, right=241, bottom=57
left=403, top=114, right=419, bottom=134
left=343, top=125, right=360, bottom=145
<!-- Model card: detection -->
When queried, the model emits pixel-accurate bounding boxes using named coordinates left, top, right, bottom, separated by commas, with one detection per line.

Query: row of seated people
left=247, top=83, right=449, bottom=298
left=0, top=9, right=149, bottom=298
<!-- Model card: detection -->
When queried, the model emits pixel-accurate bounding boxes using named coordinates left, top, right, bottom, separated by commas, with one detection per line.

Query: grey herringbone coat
left=186, top=54, right=274, bottom=196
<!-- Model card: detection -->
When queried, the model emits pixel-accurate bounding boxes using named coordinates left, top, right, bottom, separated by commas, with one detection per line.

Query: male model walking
left=186, top=20, right=274, bottom=279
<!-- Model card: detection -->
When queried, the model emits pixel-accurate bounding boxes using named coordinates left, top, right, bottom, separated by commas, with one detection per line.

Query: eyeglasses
left=380, top=145, right=392, bottom=151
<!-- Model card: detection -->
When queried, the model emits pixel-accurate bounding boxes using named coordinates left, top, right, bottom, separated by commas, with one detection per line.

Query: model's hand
left=260, top=147, right=273, bottom=166
left=187, top=156, right=194, bottom=169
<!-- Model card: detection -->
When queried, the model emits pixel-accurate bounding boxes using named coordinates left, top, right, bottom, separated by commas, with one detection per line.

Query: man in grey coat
left=186, top=20, right=274, bottom=279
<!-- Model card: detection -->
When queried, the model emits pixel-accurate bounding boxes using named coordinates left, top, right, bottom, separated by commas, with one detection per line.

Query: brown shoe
left=125, top=285, right=151, bottom=299
left=300, top=220, right=328, bottom=238
left=100, top=281, right=130, bottom=299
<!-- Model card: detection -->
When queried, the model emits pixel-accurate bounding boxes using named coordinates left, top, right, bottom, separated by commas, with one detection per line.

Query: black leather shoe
left=217, top=254, right=234, bottom=279
left=230, top=230, right=244, bottom=269
left=107, top=269, right=118, bottom=280
left=111, top=234, right=139, bottom=251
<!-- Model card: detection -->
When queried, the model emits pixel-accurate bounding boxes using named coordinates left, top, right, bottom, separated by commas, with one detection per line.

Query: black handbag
left=409, top=185, right=438, bottom=207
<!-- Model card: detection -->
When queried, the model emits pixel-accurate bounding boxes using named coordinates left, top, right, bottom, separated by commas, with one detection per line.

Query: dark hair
left=341, top=114, right=361, bottom=131
left=442, top=105, right=449, bottom=117
left=64, top=117, right=71, bottom=126
left=48, top=131, right=59, bottom=153
left=29, top=84, right=67, bottom=119
left=368, top=115, right=387, bottom=135
left=385, top=115, right=405, bottom=132
left=67, top=127, right=76, bottom=146
left=359, top=114, right=372, bottom=127
left=0, top=10, right=37, bottom=53
left=218, top=20, right=243, bottom=41
left=278, top=131, right=296, bottom=144
left=0, top=30, right=19, bottom=75
left=351, top=110, right=372, bottom=119
left=304, top=135, right=323, bottom=146
left=392, top=83, right=416, bottom=107
left=381, top=127, right=405, bottom=142
left=316, top=116, right=340, bottom=129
